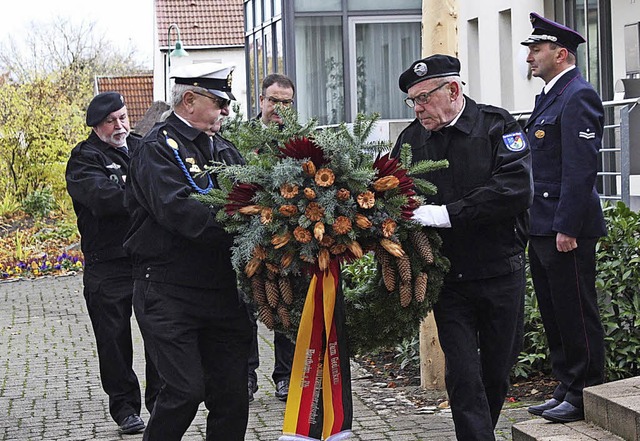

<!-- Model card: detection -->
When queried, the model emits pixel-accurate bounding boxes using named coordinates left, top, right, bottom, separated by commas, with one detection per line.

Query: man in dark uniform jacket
left=65, top=92, right=160, bottom=435
left=521, top=13, right=606, bottom=423
left=246, top=73, right=297, bottom=403
left=392, top=54, right=532, bottom=441
left=124, top=63, right=252, bottom=441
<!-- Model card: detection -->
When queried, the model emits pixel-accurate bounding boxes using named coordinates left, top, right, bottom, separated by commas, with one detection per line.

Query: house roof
left=94, top=74, right=154, bottom=128
left=156, top=0, right=244, bottom=49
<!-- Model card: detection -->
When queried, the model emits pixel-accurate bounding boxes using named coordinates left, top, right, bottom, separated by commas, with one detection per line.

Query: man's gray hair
left=171, top=84, right=208, bottom=108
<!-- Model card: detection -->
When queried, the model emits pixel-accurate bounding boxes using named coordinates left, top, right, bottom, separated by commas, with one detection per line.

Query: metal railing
left=512, top=97, right=640, bottom=206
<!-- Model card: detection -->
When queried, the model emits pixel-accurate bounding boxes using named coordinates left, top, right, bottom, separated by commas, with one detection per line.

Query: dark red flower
left=224, top=183, right=263, bottom=215
left=279, top=137, right=328, bottom=167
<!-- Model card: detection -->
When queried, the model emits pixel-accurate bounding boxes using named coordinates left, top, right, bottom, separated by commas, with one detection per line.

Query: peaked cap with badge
left=86, top=92, right=126, bottom=127
left=170, top=62, right=236, bottom=100
left=520, top=12, right=585, bottom=55
left=399, top=54, right=461, bottom=93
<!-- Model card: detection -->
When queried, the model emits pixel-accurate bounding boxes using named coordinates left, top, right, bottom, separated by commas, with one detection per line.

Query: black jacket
left=124, top=112, right=244, bottom=289
left=65, top=131, right=141, bottom=263
left=392, top=96, right=533, bottom=281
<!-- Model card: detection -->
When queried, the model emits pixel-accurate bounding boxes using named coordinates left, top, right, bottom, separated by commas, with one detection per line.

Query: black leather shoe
left=275, top=379, right=289, bottom=402
left=528, top=398, right=562, bottom=416
left=541, top=400, right=584, bottom=423
left=248, top=381, right=258, bottom=403
left=119, top=414, right=145, bottom=435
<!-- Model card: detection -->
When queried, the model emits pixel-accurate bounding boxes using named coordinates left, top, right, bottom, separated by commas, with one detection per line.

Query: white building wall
left=611, top=2, right=640, bottom=85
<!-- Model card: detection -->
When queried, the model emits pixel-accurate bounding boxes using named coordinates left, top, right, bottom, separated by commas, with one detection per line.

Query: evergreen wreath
left=195, top=106, right=450, bottom=352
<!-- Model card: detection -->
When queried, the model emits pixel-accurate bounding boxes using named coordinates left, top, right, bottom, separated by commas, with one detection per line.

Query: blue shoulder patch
left=502, top=132, right=527, bottom=152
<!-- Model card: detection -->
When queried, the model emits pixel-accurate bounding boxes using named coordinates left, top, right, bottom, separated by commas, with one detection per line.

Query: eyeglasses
left=193, top=91, right=231, bottom=109
left=404, top=82, right=450, bottom=108
left=264, top=95, right=294, bottom=106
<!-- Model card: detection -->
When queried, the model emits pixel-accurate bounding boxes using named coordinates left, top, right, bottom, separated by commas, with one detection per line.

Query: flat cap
left=86, top=92, right=125, bottom=127
left=399, top=54, right=461, bottom=93
left=521, top=12, right=585, bottom=55
left=171, top=62, right=236, bottom=100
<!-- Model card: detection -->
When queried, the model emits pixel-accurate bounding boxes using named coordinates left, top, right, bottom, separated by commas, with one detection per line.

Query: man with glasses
left=124, top=63, right=252, bottom=440
left=246, top=73, right=297, bottom=404
left=391, top=54, right=533, bottom=440
left=66, top=92, right=161, bottom=435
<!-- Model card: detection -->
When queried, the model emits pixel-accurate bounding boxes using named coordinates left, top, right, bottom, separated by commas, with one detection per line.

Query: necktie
left=118, top=146, right=129, bottom=155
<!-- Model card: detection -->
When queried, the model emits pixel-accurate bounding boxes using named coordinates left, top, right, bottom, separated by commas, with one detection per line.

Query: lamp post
left=165, top=23, right=189, bottom=101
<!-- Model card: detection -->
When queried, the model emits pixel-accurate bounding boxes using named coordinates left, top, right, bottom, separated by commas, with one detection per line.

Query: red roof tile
left=156, top=0, right=244, bottom=49
left=95, top=74, right=154, bottom=128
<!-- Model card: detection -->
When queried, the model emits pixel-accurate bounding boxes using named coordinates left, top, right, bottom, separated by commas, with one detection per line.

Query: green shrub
left=21, top=187, right=56, bottom=218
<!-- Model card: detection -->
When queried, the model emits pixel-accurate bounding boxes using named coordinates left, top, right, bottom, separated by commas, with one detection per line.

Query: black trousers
left=83, top=260, right=160, bottom=424
left=433, top=268, right=525, bottom=441
left=528, top=236, right=605, bottom=407
left=134, top=280, right=252, bottom=441
left=248, top=309, right=295, bottom=386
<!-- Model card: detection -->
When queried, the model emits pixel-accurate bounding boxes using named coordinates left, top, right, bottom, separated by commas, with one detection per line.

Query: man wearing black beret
left=392, top=54, right=533, bottom=440
left=521, top=12, right=606, bottom=423
left=66, top=91, right=160, bottom=435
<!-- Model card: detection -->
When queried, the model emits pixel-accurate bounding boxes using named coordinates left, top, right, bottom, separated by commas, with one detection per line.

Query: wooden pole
left=418, top=0, right=458, bottom=391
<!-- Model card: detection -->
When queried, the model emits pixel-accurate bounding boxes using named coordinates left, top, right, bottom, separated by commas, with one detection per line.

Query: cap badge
left=413, top=62, right=428, bottom=77
left=227, top=72, right=233, bottom=88
left=535, top=130, right=546, bottom=139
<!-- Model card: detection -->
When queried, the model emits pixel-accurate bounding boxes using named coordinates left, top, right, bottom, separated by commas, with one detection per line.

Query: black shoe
left=248, top=381, right=258, bottom=403
left=541, top=400, right=584, bottom=423
left=528, top=398, right=562, bottom=416
left=119, top=414, right=145, bottom=435
left=275, top=380, right=289, bottom=402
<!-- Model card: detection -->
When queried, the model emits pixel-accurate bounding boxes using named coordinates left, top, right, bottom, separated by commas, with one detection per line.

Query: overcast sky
left=1, top=0, right=155, bottom=68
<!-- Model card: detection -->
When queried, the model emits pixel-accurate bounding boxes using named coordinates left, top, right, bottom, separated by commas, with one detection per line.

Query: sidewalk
left=0, top=274, right=534, bottom=440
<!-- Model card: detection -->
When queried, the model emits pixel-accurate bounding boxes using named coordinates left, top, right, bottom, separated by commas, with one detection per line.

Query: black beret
left=86, top=92, right=125, bottom=127
left=521, top=12, right=585, bottom=55
left=399, top=54, right=461, bottom=93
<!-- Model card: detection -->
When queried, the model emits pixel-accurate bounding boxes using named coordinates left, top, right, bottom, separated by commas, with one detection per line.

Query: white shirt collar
left=447, top=97, right=466, bottom=128
left=544, top=65, right=576, bottom=94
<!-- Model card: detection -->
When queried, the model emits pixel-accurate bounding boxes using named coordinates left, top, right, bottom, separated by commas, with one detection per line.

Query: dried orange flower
left=278, top=204, right=298, bottom=217
left=280, top=183, right=299, bottom=199
left=380, top=238, right=405, bottom=257
left=318, top=248, right=331, bottom=271
left=281, top=251, right=295, bottom=269
left=245, top=257, right=262, bottom=278
left=381, top=218, right=397, bottom=237
left=373, top=175, right=400, bottom=192
left=357, top=191, right=376, bottom=209
left=293, top=226, right=312, bottom=244
left=355, top=213, right=373, bottom=229
left=253, top=245, right=267, bottom=260
left=303, top=187, right=316, bottom=200
left=305, top=202, right=324, bottom=221
left=271, top=231, right=291, bottom=249
left=239, top=205, right=263, bottom=215
left=346, top=241, right=363, bottom=259
left=302, top=161, right=317, bottom=176
left=315, top=168, right=335, bottom=187
left=314, top=222, right=325, bottom=241
left=332, top=216, right=352, bottom=235
left=336, top=188, right=351, bottom=201
left=260, top=207, right=273, bottom=224
left=319, top=234, right=335, bottom=248
left=266, top=262, right=281, bottom=275
left=330, top=244, right=347, bottom=255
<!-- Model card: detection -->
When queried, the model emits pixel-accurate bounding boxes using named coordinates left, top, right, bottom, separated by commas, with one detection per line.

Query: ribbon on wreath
left=279, top=260, right=353, bottom=441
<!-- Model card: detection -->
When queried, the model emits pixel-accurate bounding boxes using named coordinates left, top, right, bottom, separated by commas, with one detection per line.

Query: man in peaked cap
left=521, top=13, right=606, bottom=423
left=392, top=54, right=532, bottom=440
left=66, top=92, right=161, bottom=435
left=124, top=63, right=251, bottom=440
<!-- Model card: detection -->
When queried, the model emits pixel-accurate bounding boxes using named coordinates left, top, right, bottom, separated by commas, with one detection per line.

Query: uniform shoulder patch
left=502, top=132, right=527, bottom=152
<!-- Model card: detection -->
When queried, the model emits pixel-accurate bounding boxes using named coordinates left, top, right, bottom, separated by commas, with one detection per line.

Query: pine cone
left=250, top=275, right=267, bottom=307
left=399, top=282, right=412, bottom=308
left=277, top=305, right=292, bottom=328
left=258, top=305, right=275, bottom=329
left=396, top=255, right=412, bottom=284
left=281, top=251, right=295, bottom=269
left=265, top=279, right=280, bottom=309
left=376, top=244, right=396, bottom=292
left=411, top=230, right=435, bottom=264
left=278, top=277, right=294, bottom=305
left=414, top=272, right=428, bottom=303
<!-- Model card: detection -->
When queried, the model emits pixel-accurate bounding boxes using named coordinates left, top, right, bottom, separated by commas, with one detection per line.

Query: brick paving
left=0, top=274, right=535, bottom=440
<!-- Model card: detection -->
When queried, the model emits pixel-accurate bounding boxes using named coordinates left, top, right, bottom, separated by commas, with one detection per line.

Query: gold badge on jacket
left=535, top=130, right=545, bottom=139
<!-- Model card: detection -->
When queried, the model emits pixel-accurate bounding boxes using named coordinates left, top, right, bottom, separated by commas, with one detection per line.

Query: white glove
left=412, top=205, right=451, bottom=228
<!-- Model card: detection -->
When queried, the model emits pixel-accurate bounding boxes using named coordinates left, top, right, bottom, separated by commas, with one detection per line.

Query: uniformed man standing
left=65, top=92, right=160, bottom=435
left=521, top=13, right=606, bottom=423
left=392, top=55, right=532, bottom=440
left=124, top=63, right=252, bottom=440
